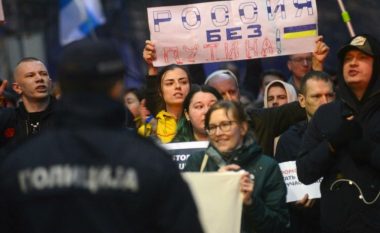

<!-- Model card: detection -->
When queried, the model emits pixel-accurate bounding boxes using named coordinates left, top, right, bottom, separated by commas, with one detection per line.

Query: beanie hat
left=58, top=39, right=126, bottom=82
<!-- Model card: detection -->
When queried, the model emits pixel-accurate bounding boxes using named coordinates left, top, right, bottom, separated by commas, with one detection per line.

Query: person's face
left=287, top=53, right=312, bottom=80
left=299, top=79, right=335, bottom=119
left=208, top=76, right=239, bottom=101
left=161, top=68, right=190, bottom=106
left=207, top=109, right=247, bottom=153
left=267, top=85, right=288, bottom=108
left=343, top=50, right=374, bottom=94
left=185, top=92, right=218, bottom=138
left=124, top=92, right=140, bottom=118
left=12, top=60, right=51, bottom=100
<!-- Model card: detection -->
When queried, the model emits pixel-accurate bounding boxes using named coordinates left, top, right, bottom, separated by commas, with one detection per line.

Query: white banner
left=147, top=0, right=318, bottom=66
left=182, top=172, right=242, bottom=233
left=279, top=161, right=322, bottom=203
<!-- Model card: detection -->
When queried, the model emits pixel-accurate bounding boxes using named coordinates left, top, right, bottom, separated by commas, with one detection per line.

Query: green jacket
left=184, top=136, right=288, bottom=233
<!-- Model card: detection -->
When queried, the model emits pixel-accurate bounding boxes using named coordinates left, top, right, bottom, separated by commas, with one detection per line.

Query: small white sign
left=279, top=161, right=322, bottom=203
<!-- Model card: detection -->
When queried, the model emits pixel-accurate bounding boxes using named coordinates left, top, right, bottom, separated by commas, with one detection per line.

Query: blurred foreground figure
left=0, top=39, right=203, bottom=233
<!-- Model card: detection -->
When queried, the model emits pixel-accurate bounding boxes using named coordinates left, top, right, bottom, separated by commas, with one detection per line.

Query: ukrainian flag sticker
left=283, top=24, right=317, bottom=39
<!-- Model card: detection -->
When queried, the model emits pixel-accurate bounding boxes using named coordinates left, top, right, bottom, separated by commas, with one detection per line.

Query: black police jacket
left=0, top=93, right=203, bottom=233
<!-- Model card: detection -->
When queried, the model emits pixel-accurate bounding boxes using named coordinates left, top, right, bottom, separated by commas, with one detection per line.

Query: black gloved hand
left=349, top=138, right=373, bottom=165
left=328, top=119, right=363, bottom=151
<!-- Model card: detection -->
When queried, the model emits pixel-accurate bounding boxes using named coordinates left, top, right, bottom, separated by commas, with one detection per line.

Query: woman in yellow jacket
left=138, top=40, right=191, bottom=143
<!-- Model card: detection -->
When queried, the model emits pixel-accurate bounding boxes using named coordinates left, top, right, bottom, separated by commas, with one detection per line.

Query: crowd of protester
left=0, top=32, right=379, bottom=233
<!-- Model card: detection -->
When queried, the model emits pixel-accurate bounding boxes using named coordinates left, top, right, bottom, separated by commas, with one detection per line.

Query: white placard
left=279, top=161, right=322, bottom=203
left=147, top=0, right=318, bottom=66
left=182, top=172, right=242, bottom=233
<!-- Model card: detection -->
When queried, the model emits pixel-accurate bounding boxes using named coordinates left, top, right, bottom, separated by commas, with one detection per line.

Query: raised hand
left=312, top=36, right=330, bottom=71
left=143, top=40, right=158, bottom=75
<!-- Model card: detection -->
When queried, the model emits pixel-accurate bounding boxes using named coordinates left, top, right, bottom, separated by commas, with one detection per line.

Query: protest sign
left=182, top=172, right=242, bottom=233
left=279, top=161, right=322, bottom=202
left=162, top=141, right=209, bottom=170
left=147, top=0, right=318, bottom=66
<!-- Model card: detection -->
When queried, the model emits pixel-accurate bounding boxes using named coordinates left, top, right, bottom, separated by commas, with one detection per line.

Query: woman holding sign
left=184, top=100, right=288, bottom=233
left=139, top=40, right=191, bottom=143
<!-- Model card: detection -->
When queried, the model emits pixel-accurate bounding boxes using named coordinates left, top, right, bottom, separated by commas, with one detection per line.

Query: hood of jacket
left=337, top=34, right=380, bottom=113
left=263, top=80, right=298, bottom=108
left=54, top=93, right=126, bottom=129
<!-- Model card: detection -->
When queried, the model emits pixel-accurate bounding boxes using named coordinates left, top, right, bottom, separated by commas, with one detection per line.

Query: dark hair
left=259, top=69, right=286, bottom=84
left=58, top=39, right=126, bottom=95
left=124, top=88, right=144, bottom=102
left=183, top=85, right=222, bottom=113
left=205, top=100, right=248, bottom=130
left=60, top=73, right=123, bottom=95
left=174, top=85, right=222, bottom=142
left=267, top=81, right=286, bottom=90
left=300, top=71, right=333, bottom=95
left=157, top=64, right=191, bottom=97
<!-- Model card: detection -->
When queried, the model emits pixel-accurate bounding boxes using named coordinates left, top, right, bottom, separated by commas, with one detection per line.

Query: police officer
left=0, top=39, right=203, bottom=233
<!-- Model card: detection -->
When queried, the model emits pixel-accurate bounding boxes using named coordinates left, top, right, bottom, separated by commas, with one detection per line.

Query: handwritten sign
left=279, top=161, right=322, bottom=203
left=147, top=0, right=318, bottom=66
left=162, top=141, right=209, bottom=170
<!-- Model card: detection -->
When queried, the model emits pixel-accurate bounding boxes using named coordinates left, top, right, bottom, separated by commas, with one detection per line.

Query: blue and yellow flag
left=59, top=0, right=106, bottom=45
left=283, top=24, right=317, bottom=39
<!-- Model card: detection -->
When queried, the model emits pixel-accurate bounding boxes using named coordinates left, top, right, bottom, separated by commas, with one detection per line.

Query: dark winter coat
left=0, top=94, right=203, bottom=233
left=275, top=121, right=321, bottom=233
left=296, top=34, right=380, bottom=233
left=0, top=97, right=56, bottom=149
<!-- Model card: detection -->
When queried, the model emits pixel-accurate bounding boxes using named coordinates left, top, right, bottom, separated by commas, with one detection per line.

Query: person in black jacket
left=0, top=39, right=203, bottom=233
left=296, top=34, right=380, bottom=233
left=275, top=71, right=335, bottom=233
left=0, top=57, right=55, bottom=149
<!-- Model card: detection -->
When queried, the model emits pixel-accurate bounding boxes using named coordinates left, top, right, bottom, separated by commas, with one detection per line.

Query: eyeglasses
left=290, top=57, right=312, bottom=64
left=206, top=121, right=236, bottom=135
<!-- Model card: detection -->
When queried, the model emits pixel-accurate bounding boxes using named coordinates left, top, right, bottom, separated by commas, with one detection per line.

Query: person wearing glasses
left=184, top=100, right=288, bottom=233
left=287, top=53, right=313, bottom=92
left=287, top=36, right=330, bottom=92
